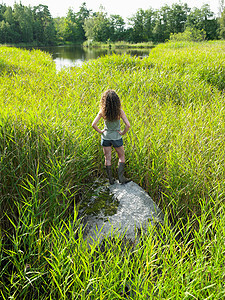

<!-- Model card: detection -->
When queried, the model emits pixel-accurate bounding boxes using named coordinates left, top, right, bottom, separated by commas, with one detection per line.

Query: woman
left=92, top=89, right=131, bottom=184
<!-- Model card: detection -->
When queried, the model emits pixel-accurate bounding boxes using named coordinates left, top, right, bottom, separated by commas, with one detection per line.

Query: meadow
left=0, top=41, right=224, bottom=299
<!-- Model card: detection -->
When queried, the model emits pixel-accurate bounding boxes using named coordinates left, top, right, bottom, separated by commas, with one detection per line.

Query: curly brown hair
left=100, top=89, right=121, bottom=121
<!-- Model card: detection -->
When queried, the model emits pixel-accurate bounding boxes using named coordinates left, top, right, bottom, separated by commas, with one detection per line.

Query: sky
left=3, top=0, right=222, bottom=20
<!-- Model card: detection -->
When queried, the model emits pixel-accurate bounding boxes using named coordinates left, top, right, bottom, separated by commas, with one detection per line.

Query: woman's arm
left=92, top=112, right=104, bottom=134
left=119, top=109, right=131, bottom=136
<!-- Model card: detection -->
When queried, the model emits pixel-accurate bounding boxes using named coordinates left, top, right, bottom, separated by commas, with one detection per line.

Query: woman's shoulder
left=120, top=109, right=125, bottom=117
left=98, top=110, right=103, bottom=117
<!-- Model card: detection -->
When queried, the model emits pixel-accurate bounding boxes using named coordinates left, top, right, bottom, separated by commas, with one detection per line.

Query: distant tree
left=219, top=0, right=225, bottom=16
left=0, top=4, right=21, bottom=43
left=0, top=4, right=7, bottom=22
left=3, top=6, right=14, bottom=24
left=83, top=16, right=95, bottom=41
left=187, top=4, right=219, bottom=40
left=153, top=6, right=171, bottom=42
left=219, top=8, right=225, bottom=38
left=128, top=9, right=146, bottom=42
left=63, top=3, right=90, bottom=42
left=33, top=4, right=55, bottom=45
left=167, top=3, right=190, bottom=33
left=64, top=8, right=79, bottom=42
left=0, top=20, right=11, bottom=43
left=13, top=3, right=33, bottom=43
left=144, top=9, right=157, bottom=42
left=1, top=6, right=18, bottom=42
left=0, top=1, right=219, bottom=45
left=128, top=8, right=156, bottom=42
left=54, top=17, right=66, bottom=43
left=84, top=7, right=111, bottom=42
left=108, top=14, right=125, bottom=41
left=75, top=2, right=91, bottom=41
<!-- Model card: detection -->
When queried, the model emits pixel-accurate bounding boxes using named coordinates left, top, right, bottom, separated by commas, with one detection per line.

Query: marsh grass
left=83, top=41, right=154, bottom=49
left=0, top=42, right=225, bottom=298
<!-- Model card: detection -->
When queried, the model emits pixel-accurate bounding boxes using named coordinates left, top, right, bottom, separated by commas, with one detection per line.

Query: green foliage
left=62, top=3, right=91, bottom=43
left=84, top=9, right=112, bottom=42
left=0, top=42, right=225, bottom=298
left=0, top=2, right=221, bottom=46
left=170, top=26, right=206, bottom=41
left=187, top=4, right=219, bottom=40
left=13, top=3, right=34, bottom=43
left=0, top=3, right=56, bottom=45
left=150, top=3, right=190, bottom=43
left=32, top=5, right=56, bottom=45
left=219, top=8, right=225, bottom=39
left=128, top=8, right=158, bottom=43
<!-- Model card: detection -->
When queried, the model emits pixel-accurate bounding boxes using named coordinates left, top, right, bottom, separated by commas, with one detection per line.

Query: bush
left=170, top=26, right=206, bottom=42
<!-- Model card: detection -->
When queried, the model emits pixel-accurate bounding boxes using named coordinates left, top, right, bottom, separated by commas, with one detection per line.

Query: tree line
left=0, top=2, right=225, bottom=45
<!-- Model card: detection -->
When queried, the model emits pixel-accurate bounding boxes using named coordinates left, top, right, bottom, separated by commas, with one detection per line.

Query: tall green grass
left=0, top=42, right=225, bottom=298
left=83, top=40, right=154, bottom=49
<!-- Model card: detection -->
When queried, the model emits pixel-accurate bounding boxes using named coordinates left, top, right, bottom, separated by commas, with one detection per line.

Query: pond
left=24, top=44, right=151, bottom=70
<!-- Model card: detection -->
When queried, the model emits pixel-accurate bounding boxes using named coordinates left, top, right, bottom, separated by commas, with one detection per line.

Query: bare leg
left=114, top=146, right=125, bottom=163
left=103, top=146, right=112, bottom=166
left=103, top=146, right=115, bottom=184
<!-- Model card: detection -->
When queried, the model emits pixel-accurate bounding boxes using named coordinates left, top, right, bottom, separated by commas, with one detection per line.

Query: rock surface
left=83, top=180, right=164, bottom=244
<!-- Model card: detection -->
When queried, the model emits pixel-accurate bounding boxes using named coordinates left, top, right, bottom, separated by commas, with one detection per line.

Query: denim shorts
left=101, top=138, right=123, bottom=148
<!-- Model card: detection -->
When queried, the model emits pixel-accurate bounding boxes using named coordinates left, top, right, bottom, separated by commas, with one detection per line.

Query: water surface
left=25, top=44, right=151, bottom=70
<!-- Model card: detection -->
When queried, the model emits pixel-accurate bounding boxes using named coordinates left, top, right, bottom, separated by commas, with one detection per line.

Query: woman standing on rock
left=92, top=89, right=131, bottom=185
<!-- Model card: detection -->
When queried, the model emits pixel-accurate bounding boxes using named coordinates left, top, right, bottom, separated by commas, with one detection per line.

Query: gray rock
left=84, top=180, right=164, bottom=244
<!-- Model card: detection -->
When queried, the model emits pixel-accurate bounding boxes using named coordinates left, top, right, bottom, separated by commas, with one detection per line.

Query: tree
left=33, top=4, right=55, bottom=45
left=0, top=20, right=11, bottom=43
left=64, top=8, right=79, bottom=42
left=75, top=2, right=91, bottom=41
left=13, top=3, right=34, bottom=43
left=0, top=4, right=7, bottom=22
left=153, top=6, right=171, bottom=42
left=219, top=8, right=225, bottom=38
left=109, top=14, right=125, bottom=41
left=1, top=6, right=19, bottom=43
left=3, top=6, right=14, bottom=24
left=63, top=3, right=91, bottom=43
left=0, top=2, right=219, bottom=45
left=84, top=7, right=111, bottom=42
left=187, top=4, right=218, bottom=40
left=167, top=3, right=190, bottom=33
left=54, top=17, right=66, bottom=43
left=128, top=8, right=156, bottom=42
left=219, top=0, right=225, bottom=16
left=144, top=9, right=157, bottom=42
left=129, top=9, right=146, bottom=42
left=83, top=16, right=95, bottom=41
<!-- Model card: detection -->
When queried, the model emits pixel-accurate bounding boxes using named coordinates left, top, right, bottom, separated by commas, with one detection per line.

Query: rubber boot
left=118, top=162, right=131, bottom=184
left=106, top=166, right=115, bottom=185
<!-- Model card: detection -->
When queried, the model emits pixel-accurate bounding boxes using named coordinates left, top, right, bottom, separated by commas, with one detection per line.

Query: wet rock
left=83, top=180, right=164, bottom=244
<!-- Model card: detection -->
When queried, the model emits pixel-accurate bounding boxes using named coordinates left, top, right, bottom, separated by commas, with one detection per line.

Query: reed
left=0, top=41, right=225, bottom=298
left=83, top=40, right=154, bottom=49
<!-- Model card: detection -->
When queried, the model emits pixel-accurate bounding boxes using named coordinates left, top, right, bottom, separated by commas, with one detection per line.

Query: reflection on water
left=24, top=44, right=151, bottom=70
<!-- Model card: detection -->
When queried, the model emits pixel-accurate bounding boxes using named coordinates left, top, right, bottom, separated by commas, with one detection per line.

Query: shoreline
left=1, top=41, right=156, bottom=49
